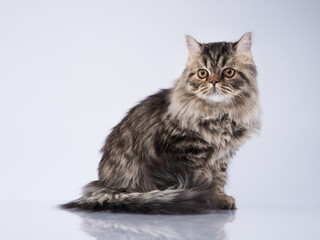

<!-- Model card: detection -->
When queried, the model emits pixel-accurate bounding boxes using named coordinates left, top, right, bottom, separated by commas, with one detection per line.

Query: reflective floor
left=1, top=201, right=319, bottom=239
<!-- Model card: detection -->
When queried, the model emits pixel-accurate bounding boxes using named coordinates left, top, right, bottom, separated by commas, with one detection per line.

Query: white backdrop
left=1, top=0, right=319, bottom=208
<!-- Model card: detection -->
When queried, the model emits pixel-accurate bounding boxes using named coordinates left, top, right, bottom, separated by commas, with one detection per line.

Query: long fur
left=62, top=186, right=215, bottom=214
left=62, top=33, right=260, bottom=214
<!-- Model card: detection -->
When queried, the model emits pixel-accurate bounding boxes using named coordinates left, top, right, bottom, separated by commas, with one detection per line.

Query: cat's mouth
left=207, top=84, right=226, bottom=103
left=211, top=83, right=220, bottom=94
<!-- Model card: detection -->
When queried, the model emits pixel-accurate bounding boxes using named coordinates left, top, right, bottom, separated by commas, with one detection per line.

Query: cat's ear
left=234, top=32, right=252, bottom=56
left=186, top=35, right=201, bottom=59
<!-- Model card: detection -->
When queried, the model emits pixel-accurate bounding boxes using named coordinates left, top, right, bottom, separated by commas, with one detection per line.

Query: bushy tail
left=61, top=181, right=214, bottom=214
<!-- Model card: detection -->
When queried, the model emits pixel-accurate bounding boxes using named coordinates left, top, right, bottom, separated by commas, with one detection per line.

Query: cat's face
left=184, top=33, right=257, bottom=105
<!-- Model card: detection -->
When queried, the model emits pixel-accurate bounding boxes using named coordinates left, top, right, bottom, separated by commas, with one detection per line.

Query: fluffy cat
left=62, top=33, right=260, bottom=214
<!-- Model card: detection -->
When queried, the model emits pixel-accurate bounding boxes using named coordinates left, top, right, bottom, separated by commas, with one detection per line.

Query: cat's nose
left=210, top=80, right=220, bottom=85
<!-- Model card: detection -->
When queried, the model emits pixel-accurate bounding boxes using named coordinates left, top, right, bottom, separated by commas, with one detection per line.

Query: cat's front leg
left=211, top=156, right=236, bottom=210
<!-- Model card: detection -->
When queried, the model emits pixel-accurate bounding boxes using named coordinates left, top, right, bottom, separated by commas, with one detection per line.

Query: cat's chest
left=197, top=115, right=246, bottom=158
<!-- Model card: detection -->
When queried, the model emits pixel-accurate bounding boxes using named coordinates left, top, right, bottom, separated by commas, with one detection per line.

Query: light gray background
left=1, top=0, right=320, bottom=209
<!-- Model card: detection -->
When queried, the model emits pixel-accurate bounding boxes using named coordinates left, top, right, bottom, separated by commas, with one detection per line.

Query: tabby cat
left=62, top=33, right=260, bottom=214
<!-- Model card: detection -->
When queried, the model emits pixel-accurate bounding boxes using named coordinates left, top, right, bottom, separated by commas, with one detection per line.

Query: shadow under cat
left=67, top=209, right=236, bottom=240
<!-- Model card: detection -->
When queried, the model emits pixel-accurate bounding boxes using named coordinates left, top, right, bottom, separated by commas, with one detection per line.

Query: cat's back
left=100, top=90, right=170, bottom=156
left=113, top=88, right=170, bottom=134
left=98, top=88, right=172, bottom=186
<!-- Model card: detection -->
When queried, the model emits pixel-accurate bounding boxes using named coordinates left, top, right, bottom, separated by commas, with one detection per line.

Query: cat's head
left=182, top=33, right=258, bottom=106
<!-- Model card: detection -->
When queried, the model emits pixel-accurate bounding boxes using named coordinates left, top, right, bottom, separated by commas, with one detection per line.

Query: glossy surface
left=1, top=201, right=319, bottom=240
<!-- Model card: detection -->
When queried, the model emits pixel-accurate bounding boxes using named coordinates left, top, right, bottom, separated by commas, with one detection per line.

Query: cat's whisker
left=220, top=86, right=232, bottom=93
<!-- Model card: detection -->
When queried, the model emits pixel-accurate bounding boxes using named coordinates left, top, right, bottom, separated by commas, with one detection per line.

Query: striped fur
left=62, top=33, right=260, bottom=214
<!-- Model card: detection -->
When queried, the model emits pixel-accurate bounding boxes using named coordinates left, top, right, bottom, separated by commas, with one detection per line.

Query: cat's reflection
left=70, top=210, right=236, bottom=240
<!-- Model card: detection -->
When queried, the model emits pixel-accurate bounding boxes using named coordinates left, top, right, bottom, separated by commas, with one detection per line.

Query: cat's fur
left=62, top=33, right=260, bottom=214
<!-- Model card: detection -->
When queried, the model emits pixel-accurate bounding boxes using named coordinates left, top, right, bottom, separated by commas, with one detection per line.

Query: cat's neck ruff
left=168, top=82, right=260, bottom=131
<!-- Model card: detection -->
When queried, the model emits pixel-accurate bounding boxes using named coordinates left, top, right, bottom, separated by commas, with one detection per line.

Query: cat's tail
left=61, top=181, right=215, bottom=214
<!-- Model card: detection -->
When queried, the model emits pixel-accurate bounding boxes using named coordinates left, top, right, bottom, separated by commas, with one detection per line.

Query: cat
left=62, top=33, right=260, bottom=214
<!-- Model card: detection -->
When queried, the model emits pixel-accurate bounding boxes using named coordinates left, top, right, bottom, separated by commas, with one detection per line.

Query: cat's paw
left=213, top=195, right=236, bottom=210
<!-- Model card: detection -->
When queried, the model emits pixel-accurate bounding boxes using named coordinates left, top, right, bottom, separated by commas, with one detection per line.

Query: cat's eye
left=197, top=69, right=208, bottom=79
left=223, top=68, right=235, bottom=78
